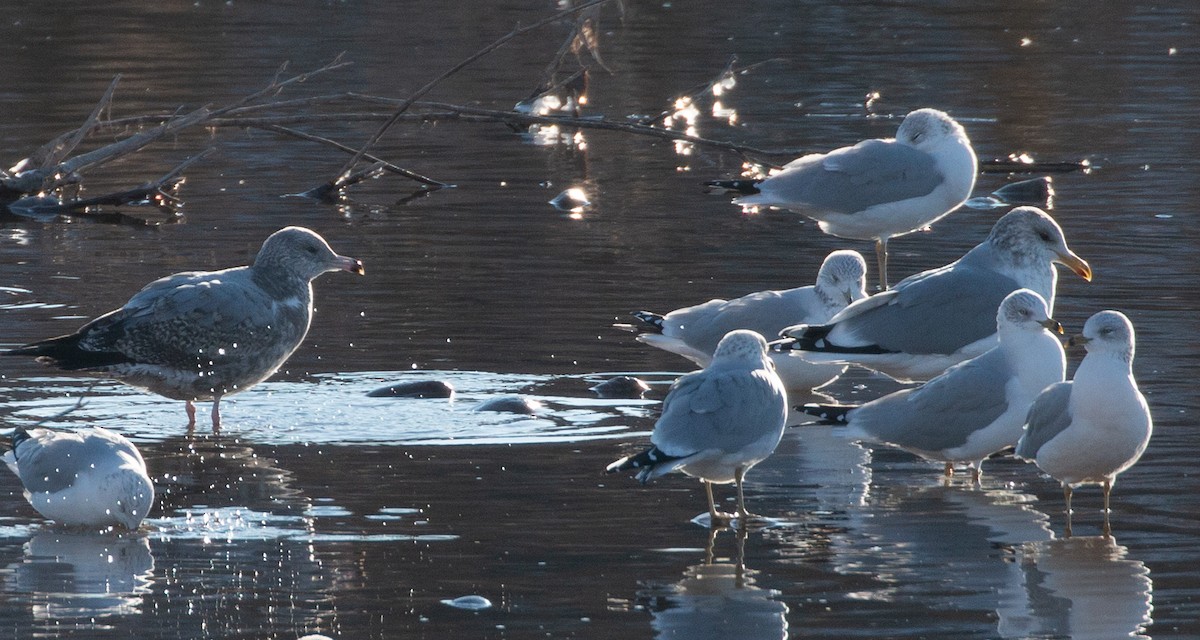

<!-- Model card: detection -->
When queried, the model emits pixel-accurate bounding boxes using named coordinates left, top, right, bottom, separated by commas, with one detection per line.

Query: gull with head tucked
left=3, top=425, right=154, bottom=530
left=711, top=108, right=977, bottom=289
left=5, top=226, right=365, bottom=433
left=801, top=289, right=1066, bottom=480
left=626, top=249, right=867, bottom=391
left=607, top=330, right=788, bottom=527
left=1016, top=311, right=1152, bottom=537
left=774, top=206, right=1091, bottom=383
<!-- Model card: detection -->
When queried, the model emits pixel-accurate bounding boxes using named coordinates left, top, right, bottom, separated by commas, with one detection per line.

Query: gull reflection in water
left=642, top=529, right=788, bottom=640
left=6, top=528, right=154, bottom=620
left=998, top=535, right=1153, bottom=639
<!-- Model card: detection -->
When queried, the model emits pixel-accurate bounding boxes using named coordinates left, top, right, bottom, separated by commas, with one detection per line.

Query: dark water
left=0, top=1, right=1197, bottom=638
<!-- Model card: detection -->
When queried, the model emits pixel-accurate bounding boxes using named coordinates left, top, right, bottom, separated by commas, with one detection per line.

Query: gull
left=606, top=330, right=788, bottom=526
left=774, top=206, right=1091, bottom=383
left=627, top=249, right=867, bottom=391
left=801, top=289, right=1066, bottom=480
left=1016, top=311, right=1152, bottom=536
left=711, top=108, right=977, bottom=289
left=2, top=426, right=154, bottom=530
left=5, top=227, right=365, bottom=432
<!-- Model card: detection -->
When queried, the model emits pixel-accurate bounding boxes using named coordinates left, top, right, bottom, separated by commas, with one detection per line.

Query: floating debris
left=366, top=380, right=455, bottom=399
left=473, top=396, right=543, bottom=414
left=441, top=595, right=493, bottom=611
left=549, top=187, right=591, bottom=212
left=993, top=176, right=1054, bottom=206
left=590, top=376, right=651, bottom=399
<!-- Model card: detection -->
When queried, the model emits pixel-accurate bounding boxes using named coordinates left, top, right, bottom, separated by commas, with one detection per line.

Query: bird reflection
left=998, top=536, right=1153, bottom=640
left=6, top=528, right=154, bottom=620
left=641, top=528, right=789, bottom=640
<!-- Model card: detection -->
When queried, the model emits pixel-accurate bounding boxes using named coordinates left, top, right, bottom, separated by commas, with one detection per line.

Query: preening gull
left=3, top=426, right=154, bottom=530
left=607, top=330, right=788, bottom=526
left=1016, top=311, right=1152, bottom=536
left=712, top=108, right=977, bottom=289
left=774, top=206, right=1091, bottom=383
left=5, top=226, right=365, bottom=432
left=801, top=289, right=1065, bottom=480
left=628, top=249, right=867, bottom=391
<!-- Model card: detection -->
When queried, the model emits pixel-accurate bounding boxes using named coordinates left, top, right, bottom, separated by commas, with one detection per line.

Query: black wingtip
left=4, top=334, right=130, bottom=370
left=606, top=446, right=683, bottom=483
left=797, top=403, right=855, bottom=424
left=779, top=323, right=896, bottom=355
left=705, top=179, right=762, bottom=195
left=630, top=311, right=665, bottom=332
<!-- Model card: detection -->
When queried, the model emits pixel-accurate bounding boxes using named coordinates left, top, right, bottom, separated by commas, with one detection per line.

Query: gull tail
left=4, top=334, right=128, bottom=370
left=798, top=403, right=856, bottom=424
left=705, top=179, right=762, bottom=195
left=606, top=446, right=686, bottom=484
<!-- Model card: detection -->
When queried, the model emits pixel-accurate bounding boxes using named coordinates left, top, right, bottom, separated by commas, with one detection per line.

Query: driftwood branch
left=317, top=0, right=619, bottom=196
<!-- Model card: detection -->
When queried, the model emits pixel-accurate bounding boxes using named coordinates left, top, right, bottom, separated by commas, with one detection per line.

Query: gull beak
left=1068, top=333, right=1091, bottom=348
left=1056, top=251, right=1092, bottom=281
left=1039, top=318, right=1064, bottom=334
left=338, top=256, right=366, bottom=275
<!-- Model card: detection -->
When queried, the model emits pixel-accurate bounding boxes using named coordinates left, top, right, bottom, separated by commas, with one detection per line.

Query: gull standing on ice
left=627, top=249, right=867, bottom=391
left=801, top=289, right=1065, bottom=480
left=5, top=227, right=365, bottom=432
left=606, top=330, right=788, bottom=526
left=774, top=206, right=1091, bottom=383
left=3, top=426, right=154, bottom=530
left=711, top=108, right=977, bottom=289
left=1016, top=311, right=1152, bottom=536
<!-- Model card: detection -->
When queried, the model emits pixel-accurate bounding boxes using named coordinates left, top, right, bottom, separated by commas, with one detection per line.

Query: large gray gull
left=5, top=226, right=365, bottom=431
left=1016, top=310, right=1152, bottom=536
left=801, top=289, right=1066, bottom=480
left=627, top=249, right=867, bottom=391
left=773, top=206, right=1091, bottom=383
left=607, top=330, right=788, bottom=527
left=3, top=425, right=154, bottom=530
left=712, top=108, right=977, bottom=289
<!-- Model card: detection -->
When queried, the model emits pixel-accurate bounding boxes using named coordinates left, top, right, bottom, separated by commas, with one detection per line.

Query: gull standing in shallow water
left=1016, top=311, right=1152, bottom=537
left=711, top=108, right=977, bottom=290
left=607, top=330, right=788, bottom=526
left=4, top=227, right=365, bottom=433
left=774, top=206, right=1091, bottom=383
left=2, top=426, right=154, bottom=530
left=626, top=249, right=867, bottom=391
left=801, top=289, right=1065, bottom=480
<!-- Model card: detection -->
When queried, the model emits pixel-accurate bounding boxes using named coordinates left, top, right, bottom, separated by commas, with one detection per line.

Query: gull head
left=712, top=329, right=771, bottom=367
left=896, top=108, right=969, bottom=150
left=815, top=249, right=869, bottom=307
left=1070, top=310, right=1136, bottom=362
left=997, top=288, right=1061, bottom=335
left=255, top=226, right=366, bottom=282
left=987, top=206, right=1092, bottom=281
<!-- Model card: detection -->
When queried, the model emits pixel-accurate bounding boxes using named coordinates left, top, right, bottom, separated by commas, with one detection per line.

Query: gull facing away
left=626, top=249, right=867, bottom=391
left=1016, top=311, right=1152, bottom=537
left=5, top=227, right=365, bottom=432
left=711, top=108, right=977, bottom=289
left=800, top=289, right=1065, bottom=480
left=2, top=426, right=154, bottom=530
left=606, top=330, right=788, bottom=526
left=774, top=206, right=1091, bottom=383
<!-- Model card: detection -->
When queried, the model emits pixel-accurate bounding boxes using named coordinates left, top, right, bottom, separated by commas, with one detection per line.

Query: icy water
left=1, top=1, right=1199, bottom=638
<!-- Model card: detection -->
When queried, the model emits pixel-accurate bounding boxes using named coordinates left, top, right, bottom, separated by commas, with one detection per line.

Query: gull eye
left=1037, top=231, right=1052, bottom=242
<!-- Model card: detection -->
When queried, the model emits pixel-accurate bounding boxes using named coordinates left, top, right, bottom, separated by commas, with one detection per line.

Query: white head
left=986, top=207, right=1092, bottom=280
left=896, top=108, right=970, bottom=150
left=253, top=226, right=366, bottom=282
left=1071, top=310, right=1136, bottom=363
left=996, top=288, right=1061, bottom=337
left=815, top=250, right=868, bottom=307
left=712, top=329, right=771, bottom=367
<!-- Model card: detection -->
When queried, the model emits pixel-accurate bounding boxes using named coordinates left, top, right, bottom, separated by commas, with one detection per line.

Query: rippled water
left=1, top=1, right=1198, bottom=638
